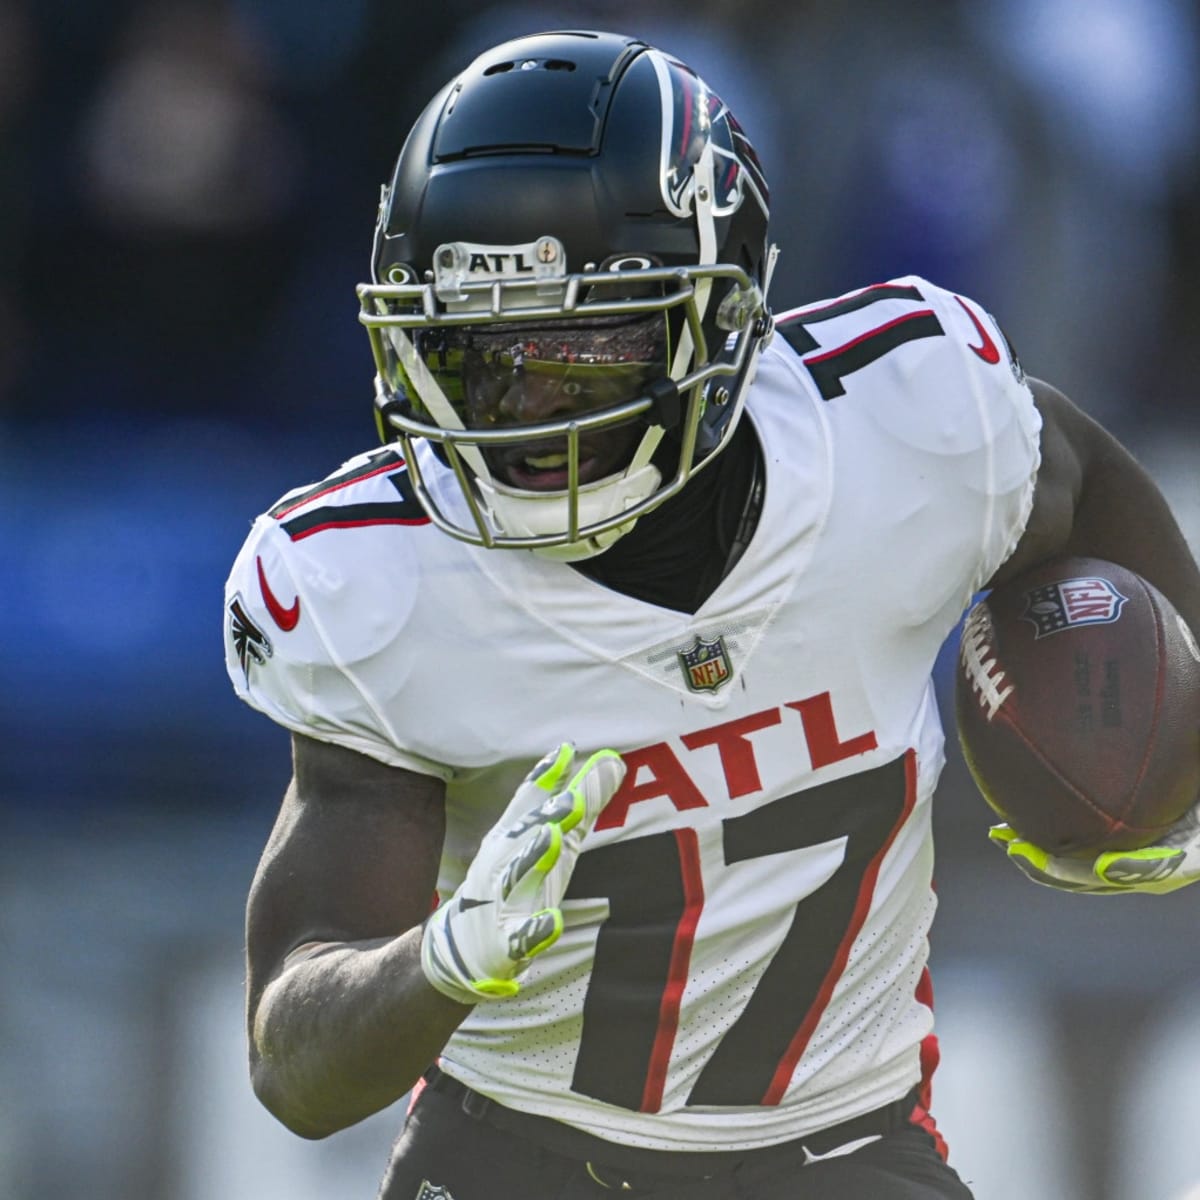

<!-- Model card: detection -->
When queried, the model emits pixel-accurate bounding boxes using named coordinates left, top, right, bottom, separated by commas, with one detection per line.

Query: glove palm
left=990, top=798, right=1200, bottom=895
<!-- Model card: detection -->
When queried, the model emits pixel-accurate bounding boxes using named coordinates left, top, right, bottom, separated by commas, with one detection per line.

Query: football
left=955, top=557, right=1200, bottom=856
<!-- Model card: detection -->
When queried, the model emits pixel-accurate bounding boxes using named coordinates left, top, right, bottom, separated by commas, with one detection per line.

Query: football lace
left=960, top=604, right=1015, bottom=721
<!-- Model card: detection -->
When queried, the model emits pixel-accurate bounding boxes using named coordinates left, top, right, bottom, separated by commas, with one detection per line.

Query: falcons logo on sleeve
left=228, top=594, right=273, bottom=683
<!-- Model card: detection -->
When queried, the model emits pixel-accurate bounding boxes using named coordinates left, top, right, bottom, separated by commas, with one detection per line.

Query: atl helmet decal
left=651, top=52, right=768, bottom=221
left=228, top=593, right=273, bottom=682
left=1019, top=576, right=1129, bottom=640
left=678, top=634, right=733, bottom=693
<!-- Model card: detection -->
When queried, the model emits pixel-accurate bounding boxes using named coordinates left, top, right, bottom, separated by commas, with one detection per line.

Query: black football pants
left=376, top=1074, right=976, bottom=1200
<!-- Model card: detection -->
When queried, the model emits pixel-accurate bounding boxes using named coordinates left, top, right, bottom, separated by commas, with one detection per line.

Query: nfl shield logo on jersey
left=1020, top=576, right=1128, bottom=639
left=678, top=634, right=733, bottom=692
left=414, top=1182, right=455, bottom=1200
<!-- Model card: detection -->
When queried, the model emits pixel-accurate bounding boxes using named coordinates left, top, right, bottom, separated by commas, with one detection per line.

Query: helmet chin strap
left=479, top=461, right=664, bottom=562
left=389, top=327, right=492, bottom=484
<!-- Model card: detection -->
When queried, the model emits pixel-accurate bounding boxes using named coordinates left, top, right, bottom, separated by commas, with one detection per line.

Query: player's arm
left=986, top=378, right=1200, bottom=894
left=246, top=732, right=626, bottom=1138
left=989, top=378, right=1200, bottom=633
left=245, top=733, right=465, bottom=1139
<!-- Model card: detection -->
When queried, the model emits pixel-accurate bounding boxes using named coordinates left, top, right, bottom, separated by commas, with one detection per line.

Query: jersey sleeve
left=918, top=278, right=1042, bottom=591
left=774, top=274, right=1041, bottom=630
left=222, top=514, right=454, bottom=780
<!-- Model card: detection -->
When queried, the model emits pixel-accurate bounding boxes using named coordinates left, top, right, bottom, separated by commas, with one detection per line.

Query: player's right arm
left=245, top=732, right=625, bottom=1138
left=245, top=732, right=468, bottom=1139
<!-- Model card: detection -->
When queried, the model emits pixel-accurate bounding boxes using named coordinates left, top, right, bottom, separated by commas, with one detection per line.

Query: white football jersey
left=225, top=277, right=1040, bottom=1151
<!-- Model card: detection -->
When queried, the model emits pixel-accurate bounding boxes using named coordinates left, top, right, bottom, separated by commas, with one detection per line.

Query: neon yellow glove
left=421, top=744, right=625, bottom=1004
left=989, top=799, right=1200, bottom=895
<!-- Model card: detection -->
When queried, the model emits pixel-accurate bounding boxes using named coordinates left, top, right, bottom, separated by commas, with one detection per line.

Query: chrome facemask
left=358, top=233, right=772, bottom=558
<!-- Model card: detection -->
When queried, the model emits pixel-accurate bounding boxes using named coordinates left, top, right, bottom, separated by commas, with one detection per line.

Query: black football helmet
left=358, top=29, right=776, bottom=558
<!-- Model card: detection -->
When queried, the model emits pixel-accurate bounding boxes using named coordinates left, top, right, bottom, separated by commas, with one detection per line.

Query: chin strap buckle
left=646, top=377, right=681, bottom=429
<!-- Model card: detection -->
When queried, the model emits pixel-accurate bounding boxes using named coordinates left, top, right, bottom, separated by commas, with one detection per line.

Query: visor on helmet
left=404, top=313, right=668, bottom=427
left=382, top=313, right=670, bottom=492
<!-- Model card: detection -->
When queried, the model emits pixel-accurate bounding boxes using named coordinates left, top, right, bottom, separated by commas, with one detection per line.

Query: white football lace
left=960, top=603, right=1014, bottom=721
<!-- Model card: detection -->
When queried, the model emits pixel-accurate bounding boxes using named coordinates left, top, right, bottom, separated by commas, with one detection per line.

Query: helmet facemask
left=361, top=243, right=769, bottom=558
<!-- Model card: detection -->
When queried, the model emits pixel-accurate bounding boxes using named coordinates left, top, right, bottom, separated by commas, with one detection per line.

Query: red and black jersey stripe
left=777, top=284, right=945, bottom=400
left=268, top=448, right=406, bottom=519
left=275, top=455, right=429, bottom=541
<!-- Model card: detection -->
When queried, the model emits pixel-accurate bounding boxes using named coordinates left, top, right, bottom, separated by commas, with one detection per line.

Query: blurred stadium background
left=1, top=1, right=1197, bottom=1197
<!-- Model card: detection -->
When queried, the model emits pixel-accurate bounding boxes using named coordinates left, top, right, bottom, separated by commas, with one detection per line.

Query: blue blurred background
left=1, top=2, right=1197, bottom=1198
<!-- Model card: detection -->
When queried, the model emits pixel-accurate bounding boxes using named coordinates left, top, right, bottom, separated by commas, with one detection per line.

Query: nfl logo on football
left=678, top=635, right=733, bottom=693
left=1020, top=575, right=1128, bottom=639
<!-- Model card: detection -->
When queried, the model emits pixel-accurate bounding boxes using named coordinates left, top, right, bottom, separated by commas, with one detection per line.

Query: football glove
left=421, top=743, right=625, bottom=1005
left=989, top=797, right=1200, bottom=895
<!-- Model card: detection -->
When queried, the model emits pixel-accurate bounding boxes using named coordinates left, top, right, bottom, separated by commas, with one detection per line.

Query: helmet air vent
left=483, top=58, right=577, bottom=76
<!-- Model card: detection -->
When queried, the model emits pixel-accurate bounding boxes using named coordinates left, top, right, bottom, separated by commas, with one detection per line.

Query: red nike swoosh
left=954, top=295, right=1001, bottom=365
left=257, top=555, right=300, bottom=631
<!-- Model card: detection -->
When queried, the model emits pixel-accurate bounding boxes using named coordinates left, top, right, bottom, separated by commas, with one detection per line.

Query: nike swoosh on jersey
left=256, top=555, right=301, bottom=631
left=802, top=1134, right=883, bottom=1164
left=954, top=295, right=1001, bottom=364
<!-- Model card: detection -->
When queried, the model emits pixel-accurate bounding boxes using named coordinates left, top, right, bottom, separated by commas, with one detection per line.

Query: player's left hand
left=989, top=797, right=1200, bottom=895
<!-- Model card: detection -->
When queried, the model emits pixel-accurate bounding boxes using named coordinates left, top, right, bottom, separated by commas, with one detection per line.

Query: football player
left=224, top=30, right=1200, bottom=1200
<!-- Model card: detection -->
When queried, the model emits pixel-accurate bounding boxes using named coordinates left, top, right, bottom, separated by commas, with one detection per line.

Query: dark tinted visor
left=406, top=313, right=669, bottom=429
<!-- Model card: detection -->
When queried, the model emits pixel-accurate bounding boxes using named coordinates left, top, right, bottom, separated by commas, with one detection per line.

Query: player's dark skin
left=467, top=363, right=647, bottom=491
left=245, top=379, right=1200, bottom=1138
